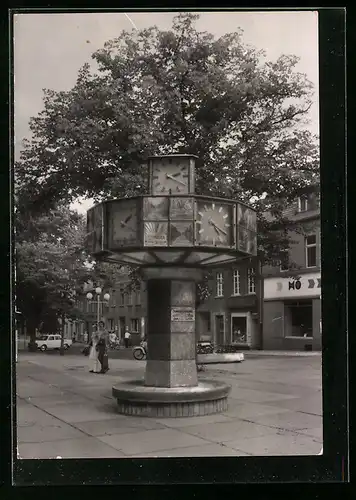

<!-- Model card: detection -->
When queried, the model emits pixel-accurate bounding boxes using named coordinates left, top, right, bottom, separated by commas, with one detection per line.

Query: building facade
left=262, top=195, right=321, bottom=351
left=196, top=259, right=261, bottom=349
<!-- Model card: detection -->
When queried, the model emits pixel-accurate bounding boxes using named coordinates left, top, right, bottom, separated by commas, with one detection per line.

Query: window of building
left=232, top=269, right=240, bottom=295
left=247, top=268, right=256, bottom=294
left=135, top=286, right=141, bottom=305
left=130, top=318, right=139, bottom=333
left=305, top=234, right=317, bottom=268
left=216, top=272, right=224, bottom=297
left=298, top=196, right=309, bottom=212
left=119, top=288, right=125, bottom=306
left=284, top=300, right=313, bottom=338
left=110, top=290, right=116, bottom=308
left=126, top=290, right=133, bottom=306
left=280, top=249, right=289, bottom=271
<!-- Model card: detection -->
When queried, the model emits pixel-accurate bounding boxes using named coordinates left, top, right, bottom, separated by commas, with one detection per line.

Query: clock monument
left=86, top=154, right=257, bottom=417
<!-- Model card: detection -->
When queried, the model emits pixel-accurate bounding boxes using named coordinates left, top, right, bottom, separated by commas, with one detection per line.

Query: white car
left=35, top=334, right=72, bottom=351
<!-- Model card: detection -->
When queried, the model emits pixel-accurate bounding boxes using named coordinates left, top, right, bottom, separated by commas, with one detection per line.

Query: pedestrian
left=97, top=321, right=109, bottom=373
left=124, top=326, right=131, bottom=348
left=88, top=333, right=101, bottom=373
left=97, top=332, right=109, bottom=374
left=84, top=331, right=89, bottom=344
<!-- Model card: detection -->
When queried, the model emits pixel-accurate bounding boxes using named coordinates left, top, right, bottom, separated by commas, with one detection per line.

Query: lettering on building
left=288, top=280, right=301, bottom=290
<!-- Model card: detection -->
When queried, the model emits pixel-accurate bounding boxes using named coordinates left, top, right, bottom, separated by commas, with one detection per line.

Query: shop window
left=216, top=272, right=224, bottom=297
left=305, top=234, right=317, bottom=268
left=232, top=269, right=240, bottom=295
left=231, top=316, right=247, bottom=343
left=284, top=300, right=313, bottom=337
left=247, top=268, right=256, bottom=294
left=130, top=318, right=139, bottom=333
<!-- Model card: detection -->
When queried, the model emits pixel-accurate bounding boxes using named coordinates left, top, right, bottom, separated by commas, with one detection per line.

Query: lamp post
left=86, top=287, right=110, bottom=331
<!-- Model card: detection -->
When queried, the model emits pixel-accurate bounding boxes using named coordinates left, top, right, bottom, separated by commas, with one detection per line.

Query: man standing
left=97, top=321, right=109, bottom=373
left=124, top=326, right=131, bottom=348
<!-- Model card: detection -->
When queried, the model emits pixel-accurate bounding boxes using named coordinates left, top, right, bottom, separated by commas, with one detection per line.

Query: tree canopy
left=16, top=12, right=319, bottom=267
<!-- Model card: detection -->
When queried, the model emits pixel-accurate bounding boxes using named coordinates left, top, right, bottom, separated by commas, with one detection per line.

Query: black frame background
left=2, top=5, right=348, bottom=493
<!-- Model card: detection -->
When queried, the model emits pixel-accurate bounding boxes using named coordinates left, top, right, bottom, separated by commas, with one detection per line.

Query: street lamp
left=86, top=287, right=110, bottom=329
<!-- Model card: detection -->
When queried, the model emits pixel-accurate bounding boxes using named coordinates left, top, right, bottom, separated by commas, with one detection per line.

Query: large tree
left=15, top=206, right=125, bottom=350
left=16, top=13, right=319, bottom=265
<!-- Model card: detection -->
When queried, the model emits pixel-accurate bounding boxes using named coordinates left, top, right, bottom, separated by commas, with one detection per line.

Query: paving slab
left=295, top=427, right=324, bottom=441
left=132, top=443, right=251, bottom=457
left=154, top=413, right=234, bottom=428
left=265, top=395, right=323, bottom=415
left=227, top=432, right=323, bottom=456
left=73, top=417, right=167, bottom=436
left=17, top=420, right=85, bottom=443
left=98, top=428, right=210, bottom=455
left=41, top=402, right=118, bottom=423
left=228, top=387, right=297, bottom=403
left=221, top=401, right=296, bottom=419
left=243, top=411, right=322, bottom=431
left=178, top=420, right=279, bottom=442
left=18, top=436, right=126, bottom=459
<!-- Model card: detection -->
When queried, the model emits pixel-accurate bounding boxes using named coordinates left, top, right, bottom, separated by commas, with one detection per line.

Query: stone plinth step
left=112, top=379, right=231, bottom=418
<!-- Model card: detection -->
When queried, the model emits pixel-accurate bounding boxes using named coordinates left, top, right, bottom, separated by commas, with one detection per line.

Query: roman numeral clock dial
left=151, top=160, right=189, bottom=195
left=195, top=202, right=233, bottom=246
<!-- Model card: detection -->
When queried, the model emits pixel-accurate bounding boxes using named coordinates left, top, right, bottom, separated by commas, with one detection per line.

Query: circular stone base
left=112, top=379, right=231, bottom=418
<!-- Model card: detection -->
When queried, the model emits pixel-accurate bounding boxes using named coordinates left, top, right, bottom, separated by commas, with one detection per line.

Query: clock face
left=151, top=159, right=189, bottom=194
left=110, top=200, right=138, bottom=247
left=195, top=202, right=233, bottom=247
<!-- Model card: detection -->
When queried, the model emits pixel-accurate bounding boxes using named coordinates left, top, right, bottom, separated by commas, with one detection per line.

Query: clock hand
left=208, top=219, right=228, bottom=236
left=166, top=173, right=187, bottom=186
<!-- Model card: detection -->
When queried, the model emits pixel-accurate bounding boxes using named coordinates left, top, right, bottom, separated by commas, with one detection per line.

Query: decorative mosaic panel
left=143, top=222, right=168, bottom=246
left=86, top=204, right=103, bottom=254
left=237, top=226, right=257, bottom=255
left=169, top=197, right=194, bottom=220
left=143, top=197, right=169, bottom=220
left=169, top=222, right=194, bottom=246
left=237, top=204, right=257, bottom=232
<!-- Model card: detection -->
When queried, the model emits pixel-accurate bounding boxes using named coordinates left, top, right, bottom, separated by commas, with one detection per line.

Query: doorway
left=119, top=317, right=126, bottom=340
left=231, top=312, right=251, bottom=345
left=214, top=314, right=225, bottom=346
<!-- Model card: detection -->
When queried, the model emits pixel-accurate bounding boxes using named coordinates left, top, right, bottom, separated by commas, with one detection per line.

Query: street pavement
left=16, top=351, right=323, bottom=459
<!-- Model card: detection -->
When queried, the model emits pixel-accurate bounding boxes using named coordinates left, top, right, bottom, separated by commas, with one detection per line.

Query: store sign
left=264, top=273, right=321, bottom=300
left=171, top=307, right=195, bottom=322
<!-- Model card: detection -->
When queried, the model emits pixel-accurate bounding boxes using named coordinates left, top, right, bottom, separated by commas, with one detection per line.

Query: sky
left=13, top=10, right=319, bottom=214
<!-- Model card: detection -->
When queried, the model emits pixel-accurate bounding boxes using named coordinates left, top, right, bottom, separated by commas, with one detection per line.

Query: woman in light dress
left=88, top=333, right=101, bottom=373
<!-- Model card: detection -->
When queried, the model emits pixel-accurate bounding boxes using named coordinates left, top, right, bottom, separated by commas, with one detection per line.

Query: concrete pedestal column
left=144, top=278, right=197, bottom=387
left=140, top=267, right=203, bottom=388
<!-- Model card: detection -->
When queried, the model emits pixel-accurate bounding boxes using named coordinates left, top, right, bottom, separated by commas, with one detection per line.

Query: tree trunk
left=27, top=322, right=38, bottom=352
left=59, top=313, right=65, bottom=356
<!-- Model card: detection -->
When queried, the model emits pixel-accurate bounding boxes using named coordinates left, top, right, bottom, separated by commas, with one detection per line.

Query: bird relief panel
left=169, top=197, right=194, bottom=220
left=143, top=197, right=169, bottom=220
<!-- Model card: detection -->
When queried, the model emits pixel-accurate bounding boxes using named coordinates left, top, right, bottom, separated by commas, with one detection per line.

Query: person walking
left=88, top=333, right=101, bottom=373
left=97, top=321, right=109, bottom=373
left=124, top=326, right=131, bottom=348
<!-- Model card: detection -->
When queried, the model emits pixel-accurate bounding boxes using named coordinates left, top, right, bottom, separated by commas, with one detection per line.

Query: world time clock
left=150, top=158, right=190, bottom=195
left=109, top=199, right=138, bottom=247
left=195, top=201, right=234, bottom=247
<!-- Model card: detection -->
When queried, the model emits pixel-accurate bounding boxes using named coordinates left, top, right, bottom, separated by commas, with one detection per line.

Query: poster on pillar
left=86, top=204, right=104, bottom=254
left=171, top=307, right=195, bottom=322
left=171, top=281, right=195, bottom=306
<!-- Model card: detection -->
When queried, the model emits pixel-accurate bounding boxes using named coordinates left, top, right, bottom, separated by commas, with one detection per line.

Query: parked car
left=31, top=334, right=72, bottom=352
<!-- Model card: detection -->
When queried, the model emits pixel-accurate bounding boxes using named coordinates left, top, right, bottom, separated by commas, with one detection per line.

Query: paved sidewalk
left=16, top=353, right=323, bottom=459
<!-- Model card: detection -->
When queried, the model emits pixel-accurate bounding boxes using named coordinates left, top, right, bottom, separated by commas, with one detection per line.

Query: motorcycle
left=196, top=341, right=214, bottom=354
left=133, top=340, right=147, bottom=360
